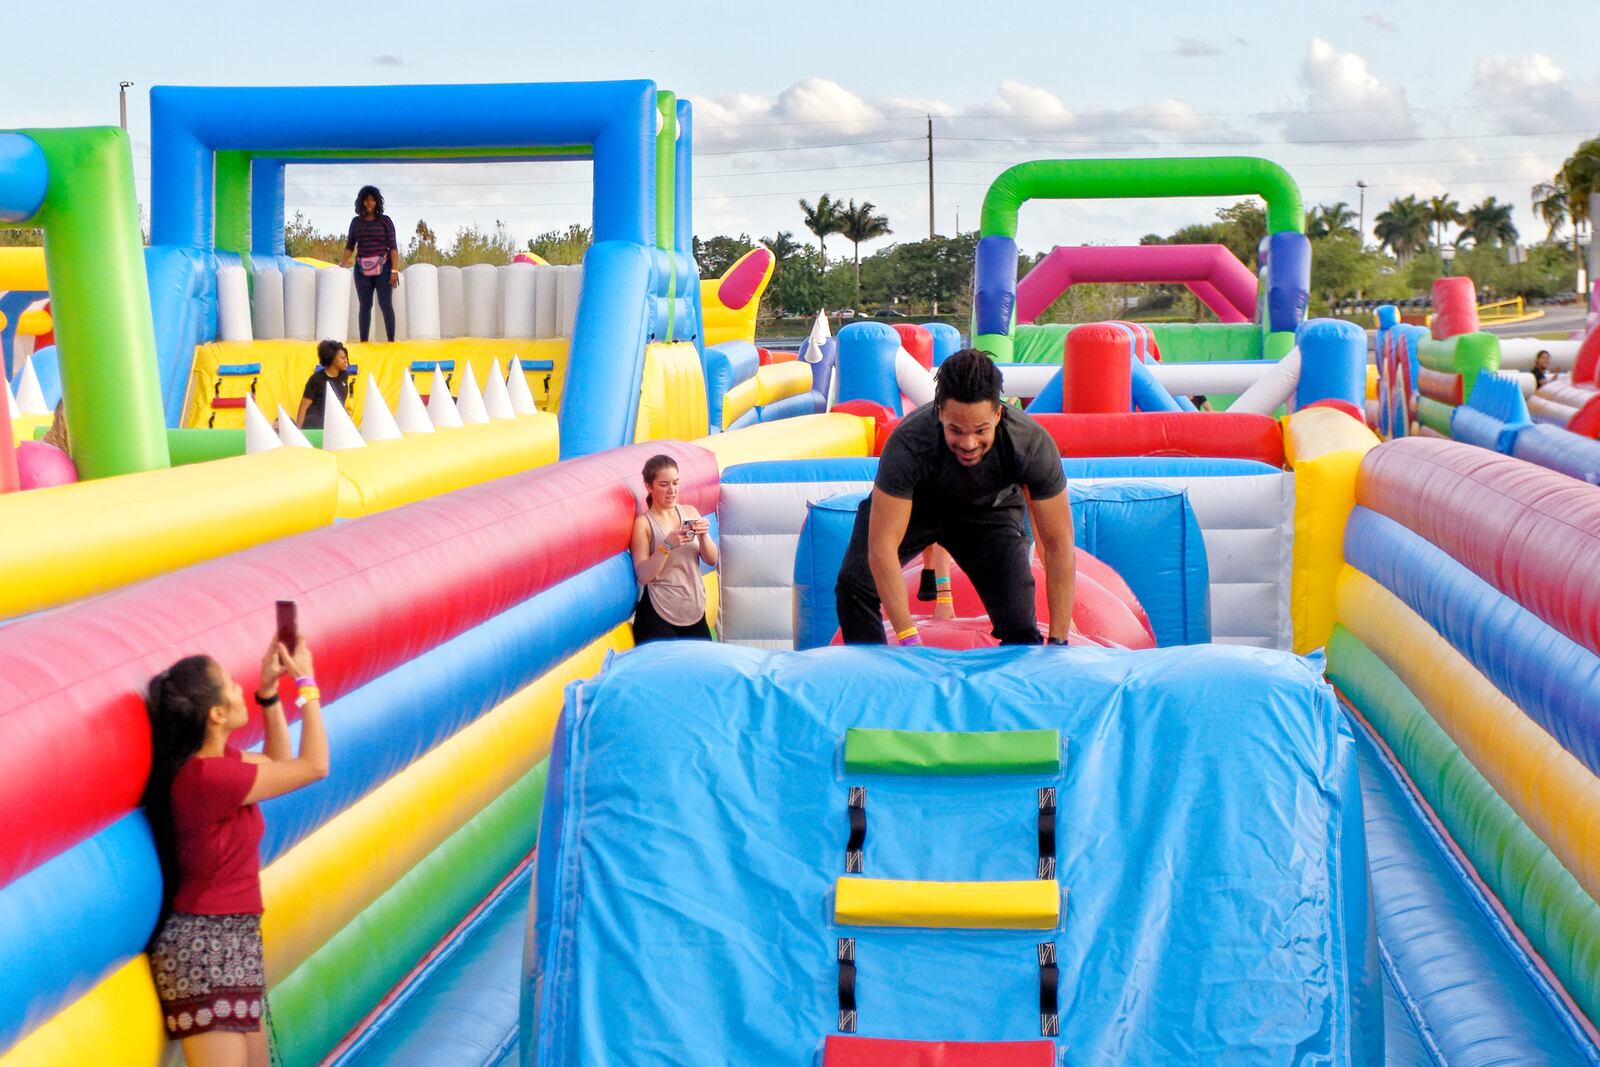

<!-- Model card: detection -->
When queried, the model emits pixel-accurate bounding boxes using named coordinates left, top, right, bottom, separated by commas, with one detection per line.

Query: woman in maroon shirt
left=337, top=184, right=400, bottom=342
left=142, top=634, right=330, bottom=1066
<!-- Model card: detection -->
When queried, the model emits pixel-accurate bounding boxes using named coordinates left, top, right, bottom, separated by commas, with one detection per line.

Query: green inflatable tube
left=164, top=428, right=323, bottom=465
left=980, top=156, right=1305, bottom=239
left=12, top=127, right=168, bottom=478
left=267, top=761, right=549, bottom=1067
left=1417, top=396, right=1455, bottom=435
left=215, top=150, right=253, bottom=270
left=1327, top=626, right=1600, bottom=1022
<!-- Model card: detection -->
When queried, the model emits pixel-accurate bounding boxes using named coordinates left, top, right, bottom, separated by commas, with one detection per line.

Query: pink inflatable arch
left=1016, top=244, right=1258, bottom=325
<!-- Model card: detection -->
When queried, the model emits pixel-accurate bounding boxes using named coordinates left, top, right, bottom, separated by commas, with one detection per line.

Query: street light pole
left=1356, top=180, right=1367, bottom=248
left=118, top=81, right=134, bottom=130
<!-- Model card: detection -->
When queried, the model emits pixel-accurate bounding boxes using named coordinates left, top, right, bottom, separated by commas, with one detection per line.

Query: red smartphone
left=275, top=600, right=298, bottom=650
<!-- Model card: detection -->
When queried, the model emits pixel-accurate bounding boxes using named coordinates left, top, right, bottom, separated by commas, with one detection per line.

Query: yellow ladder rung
left=833, top=877, right=1060, bottom=930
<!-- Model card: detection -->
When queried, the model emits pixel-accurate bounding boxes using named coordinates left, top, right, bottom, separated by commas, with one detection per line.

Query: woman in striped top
left=338, top=185, right=400, bottom=342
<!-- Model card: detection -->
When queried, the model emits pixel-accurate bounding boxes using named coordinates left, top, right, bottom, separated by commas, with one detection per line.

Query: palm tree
left=838, top=199, right=892, bottom=305
left=1306, top=201, right=1358, bottom=239
left=798, top=194, right=845, bottom=270
left=761, top=230, right=803, bottom=264
left=1425, top=195, right=1463, bottom=250
left=1559, top=137, right=1600, bottom=231
left=1531, top=181, right=1569, bottom=240
left=1373, top=195, right=1431, bottom=262
left=1458, top=197, right=1518, bottom=248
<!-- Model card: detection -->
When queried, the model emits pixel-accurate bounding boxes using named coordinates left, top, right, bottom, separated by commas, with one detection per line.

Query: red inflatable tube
left=1430, top=276, right=1480, bottom=339
left=1356, top=436, right=1600, bottom=657
left=891, top=323, right=934, bottom=369
left=0, top=443, right=719, bottom=889
left=1572, top=326, right=1600, bottom=386
left=1569, top=393, right=1600, bottom=439
left=1066, top=323, right=1132, bottom=413
left=824, top=1036, right=1055, bottom=1067
left=1417, top=367, right=1464, bottom=405
left=1031, top=412, right=1286, bottom=466
left=1303, top=398, right=1368, bottom=424
left=832, top=400, right=898, bottom=456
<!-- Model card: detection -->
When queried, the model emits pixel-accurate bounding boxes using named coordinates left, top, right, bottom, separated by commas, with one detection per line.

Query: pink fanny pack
left=358, top=254, right=385, bottom=277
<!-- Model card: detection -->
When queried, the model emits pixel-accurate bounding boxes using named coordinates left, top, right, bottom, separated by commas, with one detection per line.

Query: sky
left=5, top=1, right=1598, bottom=261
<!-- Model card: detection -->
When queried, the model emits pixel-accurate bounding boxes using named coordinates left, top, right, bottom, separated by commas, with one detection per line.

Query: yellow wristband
left=935, top=594, right=954, bottom=604
left=895, top=625, right=920, bottom=640
left=296, top=686, right=321, bottom=707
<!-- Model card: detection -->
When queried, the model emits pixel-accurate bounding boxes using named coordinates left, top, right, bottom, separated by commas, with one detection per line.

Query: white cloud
left=1470, top=53, right=1600, bottom=133
left=1277, top=37, right=1417, bottom=142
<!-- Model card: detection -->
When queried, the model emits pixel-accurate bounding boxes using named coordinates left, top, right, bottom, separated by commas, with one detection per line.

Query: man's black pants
left=834, top=497, right=1040, bottom=645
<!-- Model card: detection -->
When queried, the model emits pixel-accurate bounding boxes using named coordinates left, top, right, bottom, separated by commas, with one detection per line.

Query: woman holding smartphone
left=631, top=453, right=717, bottom=643
left=141, top=629, right=330, bottom=1066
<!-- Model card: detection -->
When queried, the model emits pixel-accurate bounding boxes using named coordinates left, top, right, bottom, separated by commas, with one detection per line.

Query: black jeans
left=835, top=497, right=1040, bottom=645
left=354, top=266, right=396, bottom=342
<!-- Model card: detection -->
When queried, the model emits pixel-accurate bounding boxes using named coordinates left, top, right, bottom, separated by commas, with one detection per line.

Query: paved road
left=1484, top=305, right=1589, bottom=337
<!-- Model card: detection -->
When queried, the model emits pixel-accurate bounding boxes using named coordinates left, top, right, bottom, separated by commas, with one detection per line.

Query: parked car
left=872, top=308, right=906, bottom=319
left=836, top=308, right=857, bottom=319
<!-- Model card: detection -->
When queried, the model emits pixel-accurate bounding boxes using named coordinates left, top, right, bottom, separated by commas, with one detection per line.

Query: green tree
left=798, top=194, right=845, bottom=270
left=1558, top=137, right=1600, bottom=231
left=1306, top=201, right=1358, bottom=239
left=406, top=219, right=444, bottom=265
left=283, top=211, right=345, bottom=261
left=0, top=228, right=42, bottom=247
left=1425, top=195, right=1463, bottom=250
left=837, top=199, right=892, bottom=306
left=1308, top=232, right=1381, bottom=310
left=526, top=224, right=592, bottom=265
left=1531, top=181, right=1569, bottom=240
left=444, top=220, right=519, bottom=265
left=692, top=233, right=756, bottom=278
left=1374, top=195, right=1431, bottom=262
left=1457, top=197, right=1518, bottom=248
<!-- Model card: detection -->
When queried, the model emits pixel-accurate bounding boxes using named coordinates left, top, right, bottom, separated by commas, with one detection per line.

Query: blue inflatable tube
left=756, top=391, right=822, bottom=423
left=1295, top=318, right=1366, bottom=410
left=1024, top=367, right=1063, bottom=413
left=702, top=341, right=759, bottom=431
left=1129, top=353, right=1181, bottom=412
left=834, top=320, right=903, bottom=413
left=1264, top=232, right=1311, bottom=335
left=1345, top=507, right=1600, bottom=776
left=0, top=813, right=159, bottom=1050
left=0, top=557, right=635, bottom=1050
left=1450, top=406, right=1511, bottom=453
left=924, top=321, right=963, bottom=366
left=145, top=244, right=217, bottom=426
left=558, top=242, right=652, bottom=458
left=1512, top=423, right=1600, bottom=485
left=972, top=235, right=1017, bottom=338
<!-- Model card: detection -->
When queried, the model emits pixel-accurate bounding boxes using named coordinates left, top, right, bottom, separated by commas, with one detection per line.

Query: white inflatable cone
left=15, top=359, right=48, bottom=415
left=484, top=358, right=516, bottom=420
left=5, top=378, right=17, bottom=421
left=277, top=405, right=314, bottom=448
left=506, top=357, right=538, bottom=416
left=395, top=371, right=433, bottom=434
left=803, top=310, right=833, bottom=362
left=321, top=384, right=366, bottom=450
left=456, top=362, right=491, bottom=424
left=243, top=395, right=282, bottom=453
left=428, top=366, right=464, bottom=429
left=359, top=374, right=402, bottom=442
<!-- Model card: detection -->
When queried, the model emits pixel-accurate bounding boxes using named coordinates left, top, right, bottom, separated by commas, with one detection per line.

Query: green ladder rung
left=843, top=728, right=1061, bottom=776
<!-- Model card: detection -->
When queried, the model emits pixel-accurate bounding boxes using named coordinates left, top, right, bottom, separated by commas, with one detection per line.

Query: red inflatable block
left=1569, top=393, right=1600, bottom=439
left=891, top=323, right=934, bottom=369
left=1065, top=323, right=1132, bottom=413
left=824, top=1036, right=1055, bottom=1066
left=1430, top=276, right=1480, bottom=339
left=0, top=443, right=720, bottom=889
left=1031, top=412, right=1285, bottom=466
left=1417, top=367, right=1463, bottom=405
left=1303, top=398, right=1367, bottom=424
left=1357, top=436, right=1600, bottom=657
left=1574, top=328, right=1600, bottom=387
left=833, top=399, right=898, bottom=456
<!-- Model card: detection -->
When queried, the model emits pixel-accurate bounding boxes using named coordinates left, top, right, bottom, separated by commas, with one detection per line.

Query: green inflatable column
left=19, top=127, right=169, bottom=478
left=215, top=149, right=254, bottom=274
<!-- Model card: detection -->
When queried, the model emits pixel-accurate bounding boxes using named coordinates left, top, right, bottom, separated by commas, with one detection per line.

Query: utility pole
left=118, top=81, right=133, bottom=130
left=1356, top=180, right=1367, bottom=248
left=926, top=115, right=935, bottom=239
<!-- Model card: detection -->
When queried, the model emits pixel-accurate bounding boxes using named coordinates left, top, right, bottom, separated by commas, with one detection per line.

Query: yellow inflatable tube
left=1338, top=568, right=1600, bottom=903
left=720, top=376, right=760, bottom=429
left=333, top=414, right=559, bottom=519
left=260, top=626, right=630, bottom=980
left=633, top=342, right=709, bottom=443
left=0, top=248, right=47, bottom=291
left=0, top=448, right=338, bottom=619
left=1284, top=408, right=1378, bottom=654
left=0, top=956, right=165, bottom=1067
left=834, top=878, right=1060, bottom=930
left=697, top=413, right=875, bottom=470
left=755, top=361, right=814, bottom=406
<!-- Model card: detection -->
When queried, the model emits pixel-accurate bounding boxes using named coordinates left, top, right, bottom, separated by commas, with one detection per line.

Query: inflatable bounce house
left=2, top=94, right=1599, bottom=1067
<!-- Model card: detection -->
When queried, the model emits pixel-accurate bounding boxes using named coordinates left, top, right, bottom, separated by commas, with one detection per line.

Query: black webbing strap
left=837, top=937, right=858, bottom=1032
left=845, top=786, right=866, bottom=873
left=1038, top=941, right=1060, bottom=1037
left=1037, top=787, right=1057, bottom=880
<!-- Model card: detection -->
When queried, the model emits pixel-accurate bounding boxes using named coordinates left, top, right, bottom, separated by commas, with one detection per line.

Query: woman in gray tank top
left=630, top=454, right=718, bottom=643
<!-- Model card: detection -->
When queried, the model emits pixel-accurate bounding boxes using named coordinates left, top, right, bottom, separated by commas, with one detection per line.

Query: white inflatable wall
left=437, top=266, right=466, bottom=338
left=557, top=265, right=583, bottom=337
left=314, top=267, right=351, bottom=342
left=216, top=265, right=253, bottom=342
left=404, top=264, right=442, bottom=340
left=462, top=264, right=499, bottom=338
left=533, top=266, right=559, bottom=340
left=500, top=264, right=537, bottom=338
left=717, top=469, right=1295, bottom=650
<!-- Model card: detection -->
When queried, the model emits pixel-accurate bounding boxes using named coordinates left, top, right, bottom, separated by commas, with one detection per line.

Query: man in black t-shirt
left=296, top=340, right=352, bottom=430
left=835, top=348, right=1077, bottom=646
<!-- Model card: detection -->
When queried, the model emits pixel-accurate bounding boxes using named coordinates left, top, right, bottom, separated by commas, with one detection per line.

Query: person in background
left=631, top=454, right=718, bottom=643
left=338, top=185, right=400, bottom=342
left=40, top=399, right=68, bottom=453
left=142, top=634, right=329, bottom=1067
left=1190, top=395, right=1214, bottom=412
left=296, top=340, right=351, bottom=430
left=1533, top=350, right=1555, bottom=389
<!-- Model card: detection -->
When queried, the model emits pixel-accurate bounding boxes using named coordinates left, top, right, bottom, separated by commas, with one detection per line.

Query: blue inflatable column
left=925, top=321, right=963, bottom=367
left=1295, top=318, right=1366, bottom=410
left=834, top=321, right=904, bottom=413
left=559, top=242, right=654, bottom=458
